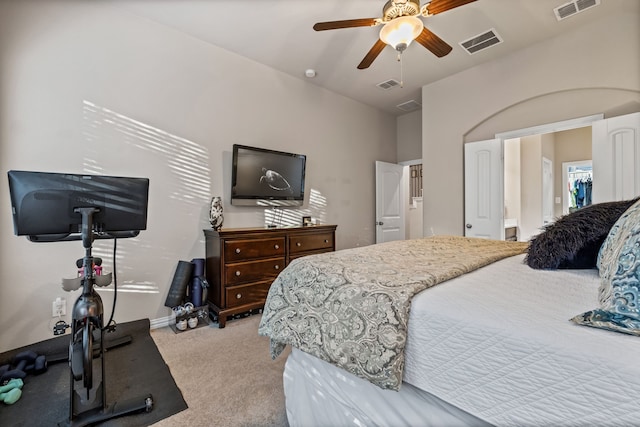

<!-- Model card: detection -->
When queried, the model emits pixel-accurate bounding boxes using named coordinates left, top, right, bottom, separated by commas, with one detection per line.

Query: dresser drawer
left=289, top=249, right=333, bottom=262
left=224, top=237, right=285, bottom=262
left=289, top=232, right=334, bottom=254
left=225, top=257, right=284, bottom=285
left=225, top=280, right=272, bottom=308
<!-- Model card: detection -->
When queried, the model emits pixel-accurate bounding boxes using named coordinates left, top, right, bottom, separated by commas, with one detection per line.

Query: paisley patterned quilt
left=258, top=235, right=528, bottom=390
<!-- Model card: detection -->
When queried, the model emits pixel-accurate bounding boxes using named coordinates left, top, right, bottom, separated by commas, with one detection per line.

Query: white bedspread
left=403, top=253, right=640, bottom=426
left=285, top=347, right=491, bottom=427
left=259, top=236, right=527, bottom=391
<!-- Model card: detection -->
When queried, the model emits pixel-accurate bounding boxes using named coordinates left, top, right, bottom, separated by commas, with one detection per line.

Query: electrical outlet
left=52, top=297, right=66, bottom=317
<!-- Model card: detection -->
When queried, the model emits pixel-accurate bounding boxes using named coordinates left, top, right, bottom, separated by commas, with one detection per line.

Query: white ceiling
left=110, top=0, right=635, bottom=116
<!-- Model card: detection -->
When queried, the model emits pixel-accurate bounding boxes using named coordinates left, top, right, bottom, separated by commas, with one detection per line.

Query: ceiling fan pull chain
left=398, top=51, right=404, bottom=88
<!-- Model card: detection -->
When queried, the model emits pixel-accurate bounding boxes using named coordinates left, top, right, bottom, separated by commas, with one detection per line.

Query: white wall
left=422, top=6, right=640, bottom=236
left=0, top=1, right=397, bottom=351
left=519, top=135, right=543, bottom=241
left=397, top=110, right=422, bottom=162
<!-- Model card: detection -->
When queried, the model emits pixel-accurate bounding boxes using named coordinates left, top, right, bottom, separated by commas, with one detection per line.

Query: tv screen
left=231, top=144, right=306, bottom=207
left=7, top=170, right=149, bottom=242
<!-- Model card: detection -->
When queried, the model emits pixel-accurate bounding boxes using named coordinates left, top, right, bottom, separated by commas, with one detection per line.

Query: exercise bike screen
left=7, top=170, right=149, bottom=241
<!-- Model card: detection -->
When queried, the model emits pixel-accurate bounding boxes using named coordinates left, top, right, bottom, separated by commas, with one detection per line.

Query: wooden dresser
left=204, top=224, right=337, bottom=327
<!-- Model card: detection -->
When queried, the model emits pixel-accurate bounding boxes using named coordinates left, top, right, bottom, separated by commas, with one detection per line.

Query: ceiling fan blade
left=357, top=39, right=387, bottom=70
left=415, top=27, right=452, bottom=57
left=426, top=0, right=477, bottom=15
left=313, top=18, right=378, bottom=31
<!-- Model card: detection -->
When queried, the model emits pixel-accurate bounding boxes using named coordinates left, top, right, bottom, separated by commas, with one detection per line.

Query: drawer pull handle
left=274, top=244, right=279, bottom=249
left=235, top=271, right=241, bottom=276
left=296, top=242, right=302, bottom=247
left=236, top=293, right=242, bottom=299
left=324, top=239, right=329, bottom=243
left=274, top=265, right=280, bottom=270
left=235, top=248, right=241, bottom=254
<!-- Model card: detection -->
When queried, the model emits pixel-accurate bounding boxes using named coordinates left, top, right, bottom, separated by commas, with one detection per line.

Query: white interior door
left=375, top=161, right=406, bottom=244
left=542, top=157, right=554, bottom=225
left=464, top=139, right=503, bottom=240
left=592, top=112, right=640, bottom=203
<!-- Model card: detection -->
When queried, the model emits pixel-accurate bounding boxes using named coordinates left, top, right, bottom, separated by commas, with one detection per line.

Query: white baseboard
left=150, top=315, right=174, bottom=330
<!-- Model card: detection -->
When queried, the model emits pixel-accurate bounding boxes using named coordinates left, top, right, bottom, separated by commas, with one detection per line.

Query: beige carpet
left=149, top=314, right=290, bottom=427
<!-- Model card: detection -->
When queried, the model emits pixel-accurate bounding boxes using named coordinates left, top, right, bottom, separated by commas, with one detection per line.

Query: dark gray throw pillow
left=525, top=197, right=639, bottom=270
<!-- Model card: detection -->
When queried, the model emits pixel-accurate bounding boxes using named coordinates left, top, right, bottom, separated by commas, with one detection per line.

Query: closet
left=566, top=164, right=592, bottom=213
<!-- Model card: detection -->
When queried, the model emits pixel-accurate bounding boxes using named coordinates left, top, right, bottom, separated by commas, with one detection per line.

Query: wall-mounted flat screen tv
left=231, top=144, right=306, bottom=207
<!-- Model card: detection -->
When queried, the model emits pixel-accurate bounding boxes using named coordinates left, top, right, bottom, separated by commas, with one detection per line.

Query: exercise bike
left=60, top=207, right=153, bottom=427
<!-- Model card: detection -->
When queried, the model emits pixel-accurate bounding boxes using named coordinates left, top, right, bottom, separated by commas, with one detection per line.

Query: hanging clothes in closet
left=572, top=177, right=592, bottom=208
left=568, top=168, right=592, bottom=211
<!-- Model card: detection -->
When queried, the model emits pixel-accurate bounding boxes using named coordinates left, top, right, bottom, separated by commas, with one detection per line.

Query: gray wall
left=421, top=6, right=640, bottom=236
left=397, top=110, right=422, bottom=162
left=0, top=1, right=397, bottom=351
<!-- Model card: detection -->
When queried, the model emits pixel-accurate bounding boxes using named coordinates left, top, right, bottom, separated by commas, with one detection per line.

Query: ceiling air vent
left=377, top=79, right=401, bottom=90
left=554, top=0, right=600, bottom=21
left=459, top=29, right=502, bottom=55
left=396, top=100, right=421, bottom=112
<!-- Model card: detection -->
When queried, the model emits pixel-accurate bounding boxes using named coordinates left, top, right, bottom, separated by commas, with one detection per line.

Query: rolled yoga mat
left=190, top=258, right=205, bottom=307
left=164, top=260, right=194, bottom=308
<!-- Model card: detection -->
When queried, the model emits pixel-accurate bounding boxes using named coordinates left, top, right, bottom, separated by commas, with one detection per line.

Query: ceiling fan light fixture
left=379, top=16, right=424, bottom=51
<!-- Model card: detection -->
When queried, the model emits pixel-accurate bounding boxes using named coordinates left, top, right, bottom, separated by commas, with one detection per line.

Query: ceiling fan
left=313, top=0, right=477, bottom=69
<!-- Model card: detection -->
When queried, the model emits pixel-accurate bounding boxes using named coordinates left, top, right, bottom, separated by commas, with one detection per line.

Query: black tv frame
left=231, top=144, right=306, bottom=207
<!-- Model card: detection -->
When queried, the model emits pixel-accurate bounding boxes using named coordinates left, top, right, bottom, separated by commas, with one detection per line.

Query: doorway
left=399, top=159, right=423, bottom=239
left=563, top=160, right=593, bottom=215
left=466, top=114, right=602, bottom=241
left=465, top=112, right=640, bottom=241
left=501, top=128, right=593, bottom=241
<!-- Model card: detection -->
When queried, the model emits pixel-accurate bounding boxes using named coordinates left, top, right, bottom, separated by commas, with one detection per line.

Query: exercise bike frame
left=69, top=207, right=106, bottom=420
left=61, top=207, right=152, bottom=427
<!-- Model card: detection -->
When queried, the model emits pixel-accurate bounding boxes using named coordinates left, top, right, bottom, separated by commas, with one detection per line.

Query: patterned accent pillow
left=571, top=198, right=640, bottom=336
left=597, top=199, right=638, bottom=271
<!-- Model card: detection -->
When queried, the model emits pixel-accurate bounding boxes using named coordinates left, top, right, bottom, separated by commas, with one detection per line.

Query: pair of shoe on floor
left=0, top=378, right=23, bottom=404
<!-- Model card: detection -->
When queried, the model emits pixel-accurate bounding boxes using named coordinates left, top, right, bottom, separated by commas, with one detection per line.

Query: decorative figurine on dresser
left=209, top=196, right=224, bottom=231
left=204, top=224, right=337, bottom=327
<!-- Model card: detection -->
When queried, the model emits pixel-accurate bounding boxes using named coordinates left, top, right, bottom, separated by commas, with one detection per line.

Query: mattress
left=285, top=347, right=491, bottom=427
left=285, top=254, right=640, bottom=427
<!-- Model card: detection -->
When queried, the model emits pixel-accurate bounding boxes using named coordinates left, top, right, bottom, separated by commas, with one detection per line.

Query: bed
left=258, top=199, right=640, bottom=427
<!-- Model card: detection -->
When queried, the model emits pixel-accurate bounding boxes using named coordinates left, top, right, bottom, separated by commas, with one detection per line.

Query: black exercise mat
left=0, top=319, right=187, bottom=426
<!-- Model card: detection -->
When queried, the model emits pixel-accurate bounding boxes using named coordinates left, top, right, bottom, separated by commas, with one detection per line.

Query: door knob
left=466, top=224, right=472, bottom=229
left=376, top=221, right=384, bottom=226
